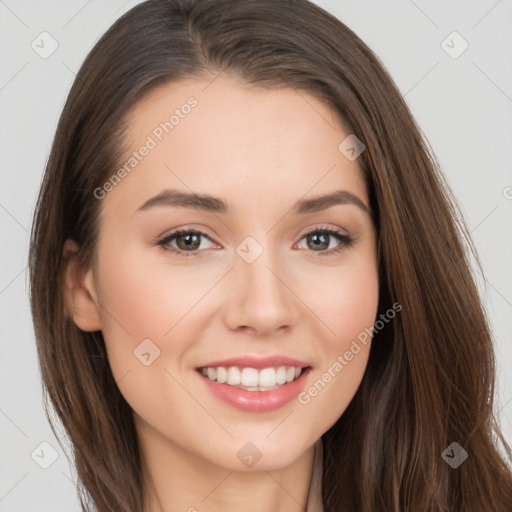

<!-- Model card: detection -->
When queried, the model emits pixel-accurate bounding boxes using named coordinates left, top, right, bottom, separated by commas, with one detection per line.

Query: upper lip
left=197, top=355, right=311, bottom=370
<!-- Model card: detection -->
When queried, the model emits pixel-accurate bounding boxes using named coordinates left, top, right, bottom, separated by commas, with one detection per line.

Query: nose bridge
left=225, top=233, right=298, bottom=333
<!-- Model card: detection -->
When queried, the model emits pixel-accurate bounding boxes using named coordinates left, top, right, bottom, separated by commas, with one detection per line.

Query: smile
left=199, top=365, right=304, bottom=391
left=196, top=364, right=311, bottom=412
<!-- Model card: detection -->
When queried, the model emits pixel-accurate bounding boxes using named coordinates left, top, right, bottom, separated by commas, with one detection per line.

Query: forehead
left=101, top=75, right=368, bottom=218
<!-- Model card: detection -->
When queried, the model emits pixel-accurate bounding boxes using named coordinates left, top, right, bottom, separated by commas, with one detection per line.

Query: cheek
left=95, top=244, right=217, bottom=343
left=93, top=242, right=228, bottom=395
left=92, top=246, right=206, bottom=429
left=294, top=256, right=379, bottom=427
left=332, top=270, right=379, bottom=349
left=295, top=252, right=379, bottom=349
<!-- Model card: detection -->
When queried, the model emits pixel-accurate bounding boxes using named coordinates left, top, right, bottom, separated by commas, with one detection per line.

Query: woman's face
left=71, top=75, right=379, bottom=471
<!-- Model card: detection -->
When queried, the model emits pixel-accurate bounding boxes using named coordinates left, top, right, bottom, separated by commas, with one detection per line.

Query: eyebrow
left=136, top=188, right=372, bottom=218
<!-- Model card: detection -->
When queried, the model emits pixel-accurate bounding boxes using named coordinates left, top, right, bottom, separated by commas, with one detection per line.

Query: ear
left=61, top=239, right=102, bottom=331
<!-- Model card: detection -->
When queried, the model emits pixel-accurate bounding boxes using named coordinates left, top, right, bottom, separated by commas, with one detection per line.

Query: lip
left=196, top=355, right=311, bottom=370
left=197, top=366, right=312, bottom=413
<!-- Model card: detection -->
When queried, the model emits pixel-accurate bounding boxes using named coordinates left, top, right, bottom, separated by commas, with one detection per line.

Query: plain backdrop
left=1, top=1, right=511, bottom=510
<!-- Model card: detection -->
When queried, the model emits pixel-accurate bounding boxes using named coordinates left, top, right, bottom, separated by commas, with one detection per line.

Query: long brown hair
left=28, top=0, right=512, bottom=510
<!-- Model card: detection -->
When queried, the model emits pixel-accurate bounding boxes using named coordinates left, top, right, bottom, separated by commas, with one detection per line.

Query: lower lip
left=198, top=367, right=311, bottom=413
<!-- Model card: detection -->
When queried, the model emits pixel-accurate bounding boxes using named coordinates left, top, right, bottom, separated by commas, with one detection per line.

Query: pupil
left=309, top=232, right=328, bottom=250
left=178, top=233, right=200, bottom=250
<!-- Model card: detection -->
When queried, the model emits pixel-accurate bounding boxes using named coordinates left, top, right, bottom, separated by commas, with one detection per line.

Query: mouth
left=196, top=365, right=308, bottom=391
left=195, top=361, right=312, bottom=412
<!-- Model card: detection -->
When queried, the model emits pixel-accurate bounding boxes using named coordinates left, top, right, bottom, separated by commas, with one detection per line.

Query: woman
left=28, top=0, right=512, bottom=510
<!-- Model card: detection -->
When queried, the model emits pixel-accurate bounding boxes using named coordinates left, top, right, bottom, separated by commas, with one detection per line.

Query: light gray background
left=1, top=1, right=511, bottom=510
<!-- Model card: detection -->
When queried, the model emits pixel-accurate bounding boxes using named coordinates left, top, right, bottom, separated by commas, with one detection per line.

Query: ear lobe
left=62, top=238, right=102, bottom=332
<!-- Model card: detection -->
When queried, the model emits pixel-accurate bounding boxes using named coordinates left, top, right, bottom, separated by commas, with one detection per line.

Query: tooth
left=276, top=366, right=287, bottom=385
left=203, top=365, right=304, bottom=387
left=259, top=367, right=277, bottom=387
left=241, top=367, right=259, bottom=387
left=216, top=367, right=227, bottom=384
left=227, top=366, right=241, bottom=385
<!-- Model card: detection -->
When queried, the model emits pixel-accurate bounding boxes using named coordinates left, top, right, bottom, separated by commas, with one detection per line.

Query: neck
left=136, top=418, right=317, bottom=512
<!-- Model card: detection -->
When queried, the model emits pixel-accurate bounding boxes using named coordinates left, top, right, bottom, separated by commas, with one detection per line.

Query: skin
left=62, top=74, right=379, bottom=512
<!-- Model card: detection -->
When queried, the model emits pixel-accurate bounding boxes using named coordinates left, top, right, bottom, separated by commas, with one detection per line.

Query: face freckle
left=89, top=74, right=379, bottom=475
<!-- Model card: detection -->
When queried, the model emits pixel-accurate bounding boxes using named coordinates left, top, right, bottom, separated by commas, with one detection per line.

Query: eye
left=295, top=226, right=354, bottom=256
left=156, top=228, right=217, bottom=257
left=156, top=225, right=354, bottom=257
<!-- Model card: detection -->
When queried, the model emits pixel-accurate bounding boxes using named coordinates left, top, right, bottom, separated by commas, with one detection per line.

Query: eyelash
left=156, top=225, right=354, bottom=258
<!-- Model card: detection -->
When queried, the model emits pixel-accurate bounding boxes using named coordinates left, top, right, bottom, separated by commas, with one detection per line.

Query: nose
left=223, top=243, right=299, bottom=336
